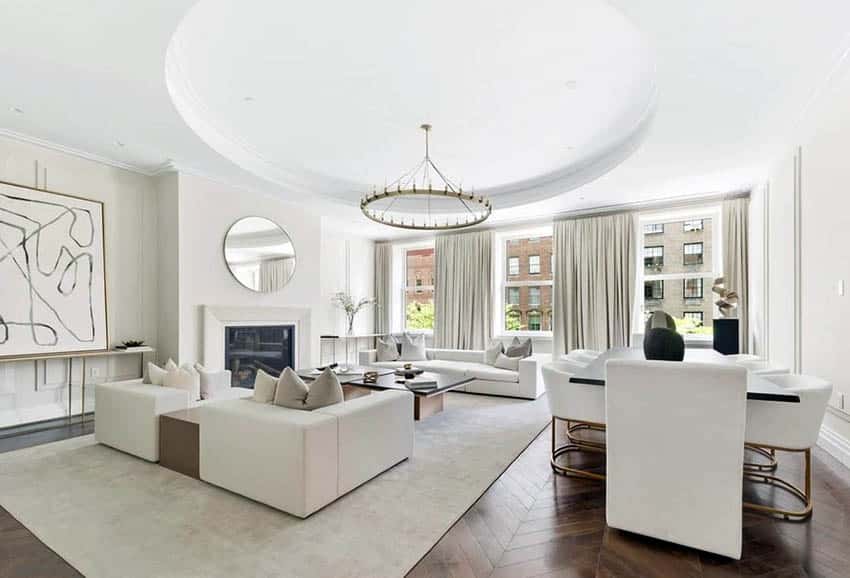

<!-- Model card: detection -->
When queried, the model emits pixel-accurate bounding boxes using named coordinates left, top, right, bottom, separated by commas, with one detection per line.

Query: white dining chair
left=734, top=359, right=789, bottom=376
left=542, top=360, right=606, bottom=480
left=743, top=374, right=832, bottom=521
left=606, top=360, right=748, bottom=560
left=566, top=349, right=601, bottom=364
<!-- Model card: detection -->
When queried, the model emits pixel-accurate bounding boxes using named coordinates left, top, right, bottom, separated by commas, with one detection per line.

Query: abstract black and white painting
left=0, top=181, right=107, bottom=358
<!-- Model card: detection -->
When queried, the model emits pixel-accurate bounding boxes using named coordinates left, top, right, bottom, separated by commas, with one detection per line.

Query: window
left=404, top=247, right=434, bottom=330
left=683, top=278, right=704, bottom=299
left=683, top=311, right=704, bottom=324
left=644, top=246, right=664, bottom=270
left=639, top=210, right=719, bottom=337
left=644, top=280, right=664, bottom=300
left=683, top=242, right=704, bottom=266
left=498, top=230, right=553, bottom=333
left=508, top=257, right=520, bottom=276
left=684, top=219, right=703, bottom=232
left=507, top=287, right=520, bottom=305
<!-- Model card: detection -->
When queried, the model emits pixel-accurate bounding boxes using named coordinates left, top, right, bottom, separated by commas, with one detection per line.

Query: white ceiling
left=1, top=1, right=849, bottom=238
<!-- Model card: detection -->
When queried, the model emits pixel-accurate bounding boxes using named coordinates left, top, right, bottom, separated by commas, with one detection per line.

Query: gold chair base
left=743, top=447, right=812, bottom=522
left=551, top=417, right=606, bottom=480
left=744, top=444, right=779, bottom=473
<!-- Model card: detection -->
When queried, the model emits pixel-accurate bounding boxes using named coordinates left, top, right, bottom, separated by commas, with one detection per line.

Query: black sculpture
left=643, top=311, right=685, bottom=361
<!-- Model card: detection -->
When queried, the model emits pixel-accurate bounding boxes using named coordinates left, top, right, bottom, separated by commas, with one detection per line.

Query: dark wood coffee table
left=345, top=371, right=473, bottom=420
left=159, top=408, right=201, bottom=479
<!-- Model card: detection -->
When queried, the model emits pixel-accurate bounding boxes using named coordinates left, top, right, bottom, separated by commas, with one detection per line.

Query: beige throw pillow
left=145, top=362, right=167, bottom=385
left=274, top=367, right=343, bottom=410
left=494, top=353, right=520, bottom=371
left=163, top=365, right=201, bottom=401
left=376, top=337, right=400, bottom=362
left=484, top=340, right=504, bottom=366
left=164, top=358, right=178, bottom=371
left=253, top=369, right=279, bottom=403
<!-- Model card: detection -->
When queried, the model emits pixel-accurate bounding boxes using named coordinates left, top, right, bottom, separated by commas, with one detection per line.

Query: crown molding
left=0, top=128, right=165, bottom=176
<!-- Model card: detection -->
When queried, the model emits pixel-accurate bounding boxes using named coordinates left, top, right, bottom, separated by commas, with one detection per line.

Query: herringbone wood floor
left=408, top=422, right=850, bottom=578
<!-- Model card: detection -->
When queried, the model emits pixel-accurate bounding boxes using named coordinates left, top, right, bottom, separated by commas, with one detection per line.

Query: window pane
left=508, top=257, right=520, bottom=276
left=644, top=280, right=664, bottom=300
left=405, top=247, right=434, bottom=330
left=505, top=236, right=553, bottom=282
left=683, top=278, right=704, bottom=299
left=503, top=286, right=552, bottom=332
left=507, top=287, right=520, bottom=305
left=643, top=217, right=712, bottom=274
left=683, top=242, right=704, bottom=266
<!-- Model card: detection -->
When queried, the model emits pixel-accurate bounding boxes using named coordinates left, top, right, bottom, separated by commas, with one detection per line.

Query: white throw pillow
left=164, top=358, right=178, bottom=371
left=194, top=363, right=231, bottom=400
left=399, top=333, right=427, bottom=361
left=376, top=337, right=400, bottom=362
left=494, top=353, right=520, bottom=371
left=484, top=340, right=504, bottom=366
left=163, top=366, right=201, bottom=401
left=253, top=369, right=278, bottom=403
left=145, top=362, right=167, bottom=385
left=274, top=367, right=344, bottom=410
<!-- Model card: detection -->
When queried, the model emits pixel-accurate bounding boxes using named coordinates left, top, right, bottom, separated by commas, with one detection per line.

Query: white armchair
left=542, top=359, right=605, bottom=480
left=606, top=360, right=748, bottom=559
left=744, top=374, right=832, bottom=520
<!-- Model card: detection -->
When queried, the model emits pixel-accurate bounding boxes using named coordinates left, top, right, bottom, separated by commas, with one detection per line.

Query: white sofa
left=95, top=379, right=253, bottom=462
left=199, top=390, right=414, bottom=518
left=358, top=348, right=548, bottom=399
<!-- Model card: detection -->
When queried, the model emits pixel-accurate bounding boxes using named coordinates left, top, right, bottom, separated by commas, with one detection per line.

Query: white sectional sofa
left=95, top=379, right=252, bottom=462
left=359, top=348, right=548, bottom=399
left=199, top=390, right=414, bottom=518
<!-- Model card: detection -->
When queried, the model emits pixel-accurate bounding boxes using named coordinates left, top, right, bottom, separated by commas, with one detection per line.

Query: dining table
left=568, top=347, right=799, bottom=403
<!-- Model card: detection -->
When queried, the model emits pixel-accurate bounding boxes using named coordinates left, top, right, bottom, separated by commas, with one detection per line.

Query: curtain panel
left=259, top=258, right=294, bottom=292
left=434, top=230, right=492, bottom=349
left=374, top=242, right=392, bottom=335
left=552, top=212, right=635, bottom=355
left=722, top=197, right=750, bottom=353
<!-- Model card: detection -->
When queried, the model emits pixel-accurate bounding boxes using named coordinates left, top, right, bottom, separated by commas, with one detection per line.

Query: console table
left=0, top=346, right=155, bottom=430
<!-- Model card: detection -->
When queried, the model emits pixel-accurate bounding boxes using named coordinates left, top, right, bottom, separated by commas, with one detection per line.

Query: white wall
left=766, top=56, right=850, bottom=465
left=155, top=172, right=179, bottom=363
left=0, top=134, right=158, bottom=426
left=319, top=223, right=375, bottom=337
left=176, top=173, right=330, bottom=368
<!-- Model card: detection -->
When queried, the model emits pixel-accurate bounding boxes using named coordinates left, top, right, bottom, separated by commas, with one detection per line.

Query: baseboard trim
left=818, top=425, right=850, bottom=470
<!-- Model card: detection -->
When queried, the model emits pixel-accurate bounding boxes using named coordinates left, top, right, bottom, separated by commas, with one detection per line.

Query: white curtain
left=722, top=197, right=750, bottom=353
left=434, top=230, right=492, bottom=349
left=259, top=257, right=294, bottom=292
left=552, top=212, right=635, bottom=354
left=374, top=242, right=392, bottom=335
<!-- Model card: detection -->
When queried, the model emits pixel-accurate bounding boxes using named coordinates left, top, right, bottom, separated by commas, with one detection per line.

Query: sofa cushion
left=377, top=337, right=400, bottom=362
left=494, top=353, right=521, bottom=371
left=253, top=369, right=278, bottom=403
left=418, top=360, right=487, bottom=376
left=145, top=362, right=167, bottom=385
left=506, top=337, right=532, bottom=358
left=274, top=367, right=344, bottom=410
left=371, top=361, right=407, bottom=369
left=163, top=365, right=201, bottom=402
left=484, top=340, right=504, bottom=366
left=399, top=333, right=427, bottom=361
left=468, top=364, right=520, bottom=383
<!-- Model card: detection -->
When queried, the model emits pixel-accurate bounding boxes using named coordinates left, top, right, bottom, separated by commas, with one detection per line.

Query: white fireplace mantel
left=202, top=305, right=312, bottom=371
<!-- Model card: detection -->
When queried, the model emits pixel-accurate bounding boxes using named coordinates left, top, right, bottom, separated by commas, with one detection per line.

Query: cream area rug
left=0, top=393, right=549, bottom=578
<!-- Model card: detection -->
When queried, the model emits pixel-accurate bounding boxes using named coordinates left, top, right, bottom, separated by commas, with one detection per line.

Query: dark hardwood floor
left=408, top=422, right=850, bottom=578
left=0, top=419, right=92, bottom=578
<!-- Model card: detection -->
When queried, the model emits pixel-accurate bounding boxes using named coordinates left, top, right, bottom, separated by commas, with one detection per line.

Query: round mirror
left=224, top=217, right=296, bottom=292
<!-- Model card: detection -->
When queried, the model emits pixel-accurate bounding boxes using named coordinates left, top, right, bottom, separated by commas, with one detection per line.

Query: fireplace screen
left=224, top=325, right=295, bottom=387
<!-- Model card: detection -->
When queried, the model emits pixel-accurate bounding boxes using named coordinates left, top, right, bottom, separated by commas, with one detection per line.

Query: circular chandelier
left=360, top=124, right=491, bottom=231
